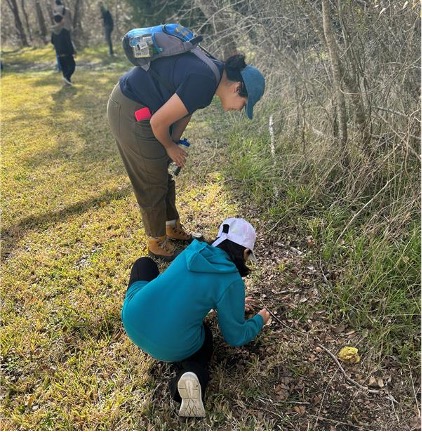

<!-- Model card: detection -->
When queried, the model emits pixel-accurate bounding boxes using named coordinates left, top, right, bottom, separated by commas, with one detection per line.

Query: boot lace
left=173, top=225, right=188, bottom=237
left=159, top=237, right=175, bottom=253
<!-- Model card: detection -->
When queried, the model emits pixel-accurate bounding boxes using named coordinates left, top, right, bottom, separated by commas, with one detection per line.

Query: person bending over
left=107, top=51, right=265, bottom=261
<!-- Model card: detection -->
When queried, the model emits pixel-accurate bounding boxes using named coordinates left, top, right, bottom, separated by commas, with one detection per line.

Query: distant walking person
left=52, top=0, right=72, bottom=31
left=100, top=2, right=114, bottom=56
left=51, top=0, right=72, bottom=72
left=51, top=14, right=76, bottom=86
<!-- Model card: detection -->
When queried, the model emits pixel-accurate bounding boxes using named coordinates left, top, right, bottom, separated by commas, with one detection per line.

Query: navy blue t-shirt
left=119, top=52, right=223, bottom=114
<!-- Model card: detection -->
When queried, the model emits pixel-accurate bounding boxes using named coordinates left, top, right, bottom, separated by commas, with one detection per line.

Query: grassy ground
left=1, top=46, right=420, bottom=430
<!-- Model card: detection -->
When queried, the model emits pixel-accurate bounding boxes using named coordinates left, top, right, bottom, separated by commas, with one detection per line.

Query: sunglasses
left=237, top=81, right=248, bottom=98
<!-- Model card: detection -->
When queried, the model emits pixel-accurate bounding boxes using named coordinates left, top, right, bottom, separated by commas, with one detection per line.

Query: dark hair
left=216, top=239, right=251, bottom=277
left=55, top=0, right=63, bottom=5
left=224, top=54, right=248, bottom=97
left=53, top=14, right=63, bottom=23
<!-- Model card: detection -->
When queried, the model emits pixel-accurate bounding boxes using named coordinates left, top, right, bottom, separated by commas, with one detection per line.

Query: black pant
left=104, top=27, right=114, bottom=56
left=128, top=256, right=160, bottom=287
left=169, top=324, right=213, bottom=402
left=58, top=54, right=75, bottom=82
left=128, top=257, right=213, bottom=401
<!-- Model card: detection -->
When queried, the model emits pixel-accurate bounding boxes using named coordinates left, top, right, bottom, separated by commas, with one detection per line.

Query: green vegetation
left=224, top=116, right=420, bottom=366
left=1, top=48, right=420, bottom=430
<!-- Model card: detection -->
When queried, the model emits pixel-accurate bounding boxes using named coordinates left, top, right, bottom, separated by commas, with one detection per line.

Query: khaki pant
left=107, top=84, right=179, bottom=237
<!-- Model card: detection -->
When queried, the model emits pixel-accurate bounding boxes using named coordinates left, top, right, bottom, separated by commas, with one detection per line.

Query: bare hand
left=245, top=296, right=257, bottom=312
left=167, top=142, right=187, bottom=167
left=258, top=308, right=271, bottom=325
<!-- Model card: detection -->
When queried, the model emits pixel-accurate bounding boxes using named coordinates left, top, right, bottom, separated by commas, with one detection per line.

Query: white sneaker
left=177, top=372, right=205, bottom=418
left=62, top=77, right=73, bottom=86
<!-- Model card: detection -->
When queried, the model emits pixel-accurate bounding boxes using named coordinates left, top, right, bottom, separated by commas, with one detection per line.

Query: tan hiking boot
left=166, top=220, right=192, bottom=241
left=148, top=235, right=177, bottom=261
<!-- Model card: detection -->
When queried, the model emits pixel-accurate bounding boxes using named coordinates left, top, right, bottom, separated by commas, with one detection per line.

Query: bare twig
left=375, top=105, right=409, bottom=118
left=386, top=392, right=400, bottom=424
left=317, top=344, right=381, bottom=394
left=254, top=404, right=284, bottom=420
left=283, top=401, right=311, bottom=405
left=259, top=303, right=308, bottom=336
left=269, top=114, right=279, bottom=199
left=259, top=304, right=283, bottom=324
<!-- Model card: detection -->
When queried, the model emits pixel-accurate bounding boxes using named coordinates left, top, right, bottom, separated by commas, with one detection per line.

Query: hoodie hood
left=185, top=240, right=238, bottom=274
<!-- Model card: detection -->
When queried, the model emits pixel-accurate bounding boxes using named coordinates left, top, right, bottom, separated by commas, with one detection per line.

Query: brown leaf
left=293, top=405, right=306, bottom=415
left=274, top=384, right=289, bottom=401
left=333, top=324, right=346, bottom=333
left=368, top=376, right=382, bottom=387
left=312, top=394, right=323, bottom=404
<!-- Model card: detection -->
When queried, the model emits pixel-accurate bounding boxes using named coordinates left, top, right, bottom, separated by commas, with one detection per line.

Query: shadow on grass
left=1, top=49, right=127, bottom=74
left=51, top=82, right=79, bottom=99
left=1, top=185, right=132, bottom=260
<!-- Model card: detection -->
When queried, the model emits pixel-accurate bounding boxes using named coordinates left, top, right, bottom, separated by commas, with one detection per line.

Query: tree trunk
left=35, top=0, right=48, bottom=43
left=321, top=0, right=348, bottom=149
left=45, top=1, right=53, bottom=22
left=193, top=0, right=237, bottom=59
left=20, top=0, right=32, bottom=42
left=72, top=0, right=84, bottom=49
left=335, top=0, right=371, bottom=147
left=5, top=0, right=29, bottom=47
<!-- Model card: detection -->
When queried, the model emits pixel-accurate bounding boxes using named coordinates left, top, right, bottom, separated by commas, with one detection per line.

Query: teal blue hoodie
left=121, top=240, right=264, bottom=362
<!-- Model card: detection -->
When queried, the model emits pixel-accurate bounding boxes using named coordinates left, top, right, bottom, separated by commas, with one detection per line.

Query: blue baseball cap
left=240, top=65, right=265, bottom=119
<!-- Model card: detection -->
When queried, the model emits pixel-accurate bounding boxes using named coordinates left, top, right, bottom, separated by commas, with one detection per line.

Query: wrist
left=159, top=139, right=178, bottom=150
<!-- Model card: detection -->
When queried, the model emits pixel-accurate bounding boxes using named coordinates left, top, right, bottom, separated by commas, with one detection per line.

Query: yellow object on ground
left=338, top=346, right=361, bottom=363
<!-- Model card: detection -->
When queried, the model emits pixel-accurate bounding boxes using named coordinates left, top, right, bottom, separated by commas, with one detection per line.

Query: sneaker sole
left=177, top=372, right=205, bottom=418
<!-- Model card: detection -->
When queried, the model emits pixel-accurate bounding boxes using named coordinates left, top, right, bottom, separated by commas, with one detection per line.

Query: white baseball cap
left=211, top=217, right=257, bottom=261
